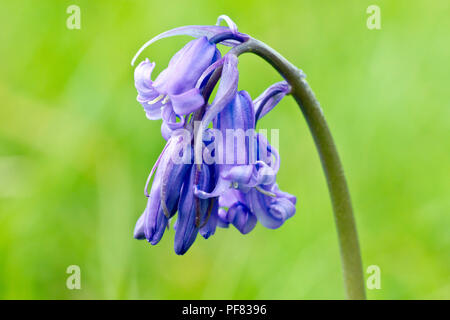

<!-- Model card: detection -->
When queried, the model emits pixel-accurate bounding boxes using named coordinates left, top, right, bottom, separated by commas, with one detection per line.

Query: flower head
left=132, top=15, right=297, bottom=254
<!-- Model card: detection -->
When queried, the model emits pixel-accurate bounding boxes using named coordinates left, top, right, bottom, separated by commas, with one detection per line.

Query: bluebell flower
left=134, top=38, right=220, bottom=140
left=212, top=132, right=296, bottom=232
left=194, top=64, right=296, bottom=233
left=174, top=164, right=219, bottom=254
left=217, top=188, right=257, bottom=234
left=253, top=81, right=291, bottom=123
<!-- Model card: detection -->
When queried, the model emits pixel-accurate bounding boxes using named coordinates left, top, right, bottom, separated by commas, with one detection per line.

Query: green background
left=0, top=0, right=448, bottom=299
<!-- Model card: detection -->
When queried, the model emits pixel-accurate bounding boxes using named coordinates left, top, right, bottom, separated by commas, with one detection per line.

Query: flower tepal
left=132, top=15, right=296, bottom=254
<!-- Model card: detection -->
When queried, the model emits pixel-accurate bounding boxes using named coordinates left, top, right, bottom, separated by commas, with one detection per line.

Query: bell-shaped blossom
left=133, top=19, right=249, bottom=140
left=217, top=188, right=257, bottom=234
left=174, top=164, right=219, bottom=255
left=244, top=183, right=296, bottom=229
left=253, top=81, right=291, bottom=122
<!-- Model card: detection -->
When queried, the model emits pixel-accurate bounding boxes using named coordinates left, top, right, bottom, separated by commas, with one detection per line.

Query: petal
left=216, top=15, right=238, bottom=34
left=216, top=90, right=254, bottom=133
left=254, top=81, right=291, bottom=121
left=134, top=59, right=160, bottom=100
left=226, top=202, right=257, bottom=234
left=195, top=55, right=224, bottom=89
left=161, top=104, right=185, bottom=129
left=217, top=208, right=230, bottom=228
left=221, top=164, right=254, bottom=185
left=159, top=142, right=192, bottom=219
left=143, top=174, right=167, bottom=243
left=161, top=121, right=172, bottom=141
left=254, top=133, right=280, bottom=174
left=194, top=174, right=230, bottom=199
left=143, top=102, right=163, bottom=120
left=139, top=137, right=191, bottom=245
left=170, top=87, right=205, bottom=115
left=247, top=161, right=276, bottom=187
left=213, top=93, right=256, bottom=174
left=271, top=183, right=297, bottom=206
left=175, top=165, right=211, bottom=255
left=146, top=200, right=169, bottom=245
left=246, top=186, right=296, bottom=229
left=133, top=211, right=146, bottom=240
left=270, top=197, right=296, bottom=221
left=165, top=37, right=218, bottom=95
left=195, top=54, right=239, bottom=164
left=218, top=188, right=244, bottom=207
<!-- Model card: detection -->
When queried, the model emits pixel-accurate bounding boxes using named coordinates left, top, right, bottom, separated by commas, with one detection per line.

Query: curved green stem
left=230, top=39, right=366, bottom=299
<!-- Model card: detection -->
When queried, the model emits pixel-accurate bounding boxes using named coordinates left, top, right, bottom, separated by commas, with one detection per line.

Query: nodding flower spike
left=133, top=15, right=297, bottom=254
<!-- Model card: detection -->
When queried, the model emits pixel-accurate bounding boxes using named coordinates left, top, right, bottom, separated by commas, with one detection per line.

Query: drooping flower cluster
left=132, top=15, right=296, bottom=254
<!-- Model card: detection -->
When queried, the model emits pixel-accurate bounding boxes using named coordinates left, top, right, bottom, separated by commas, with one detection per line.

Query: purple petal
left=254, top=81, right=291, bottom=121
left=195, top=54, right=239, bottom=164
left=221, top=165, right=254, bottom=185
left=216, top=15, right=238, bottom=34
left=134, top=59, right=159, bottom=99
left=199, top=199, right=219, bottom=239
left=133, top=211, right=146, bottom=240
left=142, top=101, right=163, bottom=120
left=217, top=208, right=230, bottom=228
left=246, top=185, right=296, bottom=229
left=253, top=133, right=280, bottom=174
left=195, top=57, right=224, bottom=89
left=135, top=137, right=192, bottom=245
left=226, top=202, right=257, bottom=234
left=218, top=188, right=244, bottom=207
left=165, top=37, right=217, bottom=95
left=161, top=121, right=172, bottom=141
left=248, top=161, right=276, bottom=186
left=271, top=183, right=297, bottom=206
left=161, top=104, right=185, bottom=130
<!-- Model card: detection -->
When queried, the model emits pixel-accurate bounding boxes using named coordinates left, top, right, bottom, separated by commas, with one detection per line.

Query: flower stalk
left=230, top=38, right=366, bottom=300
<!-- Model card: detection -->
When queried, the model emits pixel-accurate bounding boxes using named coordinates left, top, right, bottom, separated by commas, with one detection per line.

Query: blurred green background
left=0, top=0, right=449, bottom=299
